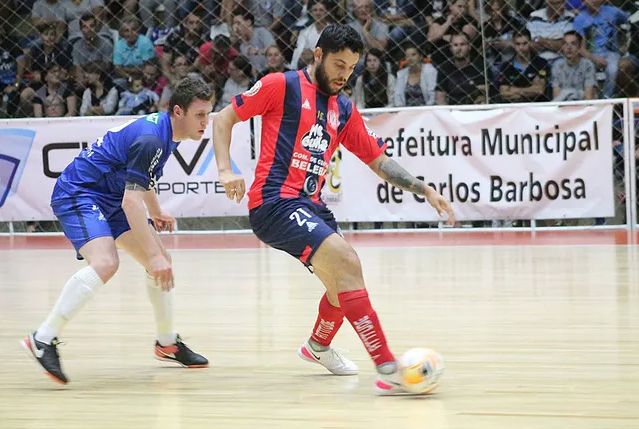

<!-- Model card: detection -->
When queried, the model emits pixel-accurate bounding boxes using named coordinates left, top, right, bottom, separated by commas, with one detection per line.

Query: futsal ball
left=399, top=348, right=445, bottom=394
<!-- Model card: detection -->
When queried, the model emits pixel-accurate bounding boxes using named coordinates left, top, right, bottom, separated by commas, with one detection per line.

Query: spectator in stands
left=255, top=44, right=291, bottom=80
left=215, top=54, right=252, bottom=111
left=113, top=17, right=156, bottom=78
left=428, top=0, right=479, bottom=67
left=497, top=29, right=549, bottom=103
left=394, top=43, right=436, bottom=106
left=79, top=60, right=118, bottom=115
left=72, top=14, right=113, bottom=68
left=159, top=53, right=202, bottom=110
left=281, top=0, right=309, bottom=37
left=551, top=30, right=596, bottom=100
left=20, top=23, right=72, bottom=89
left=139, top=0, right=178, bottom=31
left=62, top=0, right=108, bottom=42
left=31, top=0, right=67, bottom=41
left=231, top=8, right=275, bottom=75
left=514, top=0, right=544, bottom=19
left=116, top=71, right=159, bottom=114
left=382, top=0, right=431, bottom=63
left=162, top=11, right=208, bottom=76
left=483, top=0, right=523, bottom=77
left=0, top=24, right=22, bottom=117
left=352, top=47, right=396, bottom=108
left=32, top=62, right=77, bottom=117
left=291, top=0, right=334, bottom=69
left=348, top=0, right=389, bottom=51
left=617, top=6, right=639, bottom=97
left=142, top=58, right=168, bottom=97
left=526, top=0, right=575, bottom=64
left=435, top=32, right=487, bottom=105
left=573, top=0, right=629, bottom=98
left=298, top=48, right=315, bottom=69
left=196, top=34, right=239, bottom=89
left=180, top=0, right=223, bottom=27
left=145, top=4, right=173, bottom=47
left=244, top=0, right=287, bottom=29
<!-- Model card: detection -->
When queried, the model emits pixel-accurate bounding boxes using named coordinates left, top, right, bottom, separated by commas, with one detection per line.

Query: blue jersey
left=53, top=112, right=177, bottom=201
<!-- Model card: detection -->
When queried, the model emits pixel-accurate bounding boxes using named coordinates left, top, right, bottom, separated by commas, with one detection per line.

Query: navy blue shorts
left=249, top=198, right=339, bottom=266
left=51, top=191, right=131, bottom=253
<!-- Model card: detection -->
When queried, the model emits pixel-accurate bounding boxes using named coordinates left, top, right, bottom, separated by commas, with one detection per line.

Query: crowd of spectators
left=1, top=0, right=638, bottom=119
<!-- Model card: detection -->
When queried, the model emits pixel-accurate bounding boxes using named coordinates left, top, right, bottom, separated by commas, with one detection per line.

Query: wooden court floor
left=1, top=231, right=638, bottom=429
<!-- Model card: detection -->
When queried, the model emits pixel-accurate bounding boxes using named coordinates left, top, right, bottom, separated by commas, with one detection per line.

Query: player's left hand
left=152, top=212, right=176, bottom=232
left=425, top=187, right=455, bottom=226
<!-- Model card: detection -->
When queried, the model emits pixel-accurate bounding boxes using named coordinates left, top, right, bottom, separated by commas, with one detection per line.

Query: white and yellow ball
left=399, top=348, right=445, bottom=394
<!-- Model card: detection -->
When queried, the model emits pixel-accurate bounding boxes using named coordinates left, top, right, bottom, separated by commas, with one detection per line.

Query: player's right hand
left=219, top=170, right=246, bottom=203
left=149, top=254, right=174, bottom=291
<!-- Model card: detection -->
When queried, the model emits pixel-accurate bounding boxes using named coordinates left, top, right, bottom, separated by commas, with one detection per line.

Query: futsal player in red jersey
left=213, top=24, right=455, bottom=394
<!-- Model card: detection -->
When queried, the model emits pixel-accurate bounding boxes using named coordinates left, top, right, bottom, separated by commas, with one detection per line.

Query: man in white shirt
left=526, top=0, right=575, bottom=63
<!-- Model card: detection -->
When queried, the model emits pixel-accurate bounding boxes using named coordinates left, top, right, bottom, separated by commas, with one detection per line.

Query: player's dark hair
left=316, top=24, right=364, bottom=56
left=169, top=76, right=213, bottom=115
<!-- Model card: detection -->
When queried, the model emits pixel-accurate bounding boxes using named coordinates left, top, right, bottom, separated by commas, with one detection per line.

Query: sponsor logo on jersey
left=146, top=113, right=160, bottom=124
left=303, top=176, right=319, bottom=196
left=301, top=124, right=330, bottom=154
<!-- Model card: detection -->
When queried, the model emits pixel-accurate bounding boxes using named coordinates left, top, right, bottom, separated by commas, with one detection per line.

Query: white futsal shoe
left=297, top=340, right=358, bottom=375
left=373, top=362, right=408, bottom=396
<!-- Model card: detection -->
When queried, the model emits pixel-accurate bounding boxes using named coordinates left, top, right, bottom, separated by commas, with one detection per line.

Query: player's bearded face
left=315, top=50, right=359, bottom=95
left=315, top=59, right=336, bottom=95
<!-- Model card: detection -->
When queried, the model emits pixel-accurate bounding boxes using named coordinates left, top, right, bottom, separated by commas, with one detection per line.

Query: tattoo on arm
left=125, top=181, right=147, bottom=191
left=377, top=157, right=425, bottom=195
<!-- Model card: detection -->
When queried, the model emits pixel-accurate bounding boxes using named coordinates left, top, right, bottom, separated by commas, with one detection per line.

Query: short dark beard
left=315, top=60, right=338, bottom=95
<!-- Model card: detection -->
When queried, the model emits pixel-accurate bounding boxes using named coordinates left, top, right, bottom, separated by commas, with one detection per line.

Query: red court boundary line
left=0, top=230, right=636, bottom=250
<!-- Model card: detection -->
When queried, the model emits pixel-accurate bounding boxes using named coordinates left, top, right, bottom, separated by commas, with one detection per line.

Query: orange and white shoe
left=154, top=335, right=208, bottom=368
left=297, top=340, right=358, bottom=375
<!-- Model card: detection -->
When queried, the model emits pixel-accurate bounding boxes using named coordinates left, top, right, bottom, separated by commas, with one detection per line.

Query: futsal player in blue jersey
left=22, top=77, right=213, bottom=384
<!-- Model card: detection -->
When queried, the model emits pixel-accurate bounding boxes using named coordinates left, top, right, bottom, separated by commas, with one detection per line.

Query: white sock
left=35, top=266, right=104, bottom=344
left=145, top=274, right=176, bottom=346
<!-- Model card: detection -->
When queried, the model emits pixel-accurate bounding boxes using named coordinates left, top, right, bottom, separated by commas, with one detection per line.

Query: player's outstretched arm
left=368, top=154, right=456, bottom=225
left=212, top=105, right=246, bottom=203
left=122, top=183, right=173, bottom=290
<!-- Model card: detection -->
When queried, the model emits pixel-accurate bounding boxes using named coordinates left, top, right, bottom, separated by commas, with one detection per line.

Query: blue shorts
left=249, top=198, right=339, bottom=267
left=51, top=189, right=131, bottom=253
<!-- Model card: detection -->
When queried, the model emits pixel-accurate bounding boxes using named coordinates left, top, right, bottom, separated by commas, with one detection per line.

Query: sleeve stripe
left=234, top=94, right=244, bottom=107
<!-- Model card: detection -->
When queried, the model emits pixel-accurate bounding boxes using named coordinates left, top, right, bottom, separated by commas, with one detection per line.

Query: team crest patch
left=327, top=110, right=339, bottom=129
left=243, top=80, right=262, bottom=97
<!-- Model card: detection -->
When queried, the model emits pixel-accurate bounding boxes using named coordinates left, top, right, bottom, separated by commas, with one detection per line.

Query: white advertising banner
left=0, top=116, right=255, bottom=221
left=0, top=103, right=614, bottom=222
left=324, top=104, right=614, bottom=221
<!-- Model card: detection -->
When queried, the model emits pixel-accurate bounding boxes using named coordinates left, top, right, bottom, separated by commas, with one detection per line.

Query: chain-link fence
left=1, top=0, right=638, bottom=232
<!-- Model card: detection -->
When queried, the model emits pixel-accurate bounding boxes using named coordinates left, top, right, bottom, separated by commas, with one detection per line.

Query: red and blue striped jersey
left=231, top=69, right=386, bottom=210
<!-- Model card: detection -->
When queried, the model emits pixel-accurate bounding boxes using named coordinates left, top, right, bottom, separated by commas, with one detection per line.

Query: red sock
left=338, top=289, right=395, bottom=366
left=310, top=293, right=344, bottom=347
